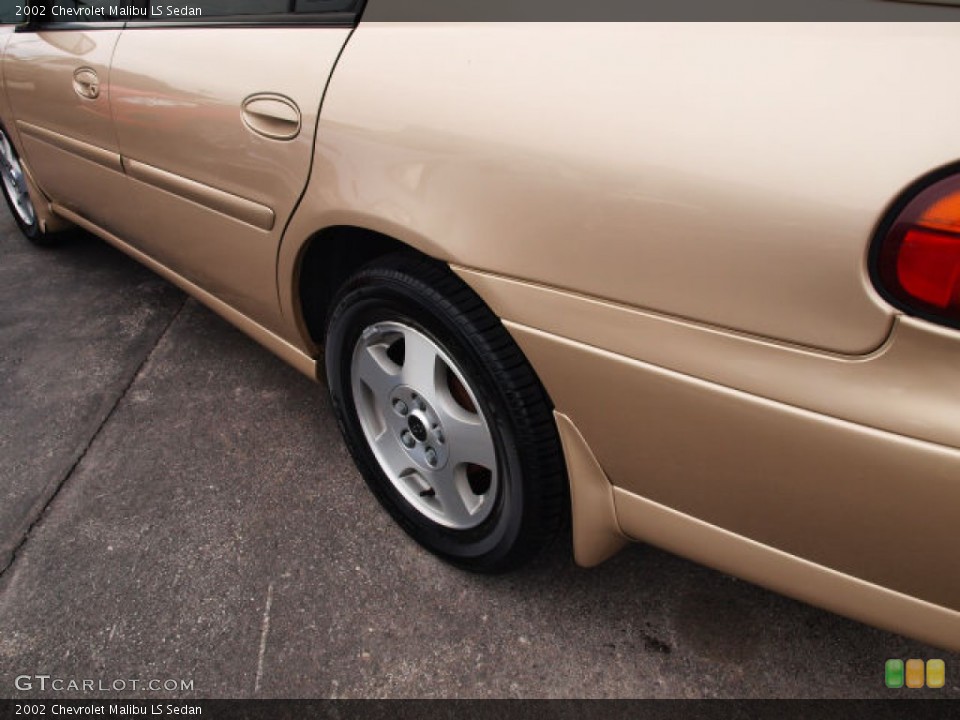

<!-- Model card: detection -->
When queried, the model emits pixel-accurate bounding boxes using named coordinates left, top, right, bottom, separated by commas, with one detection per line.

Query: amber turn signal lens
left=875, top=174, right=960, bottom=328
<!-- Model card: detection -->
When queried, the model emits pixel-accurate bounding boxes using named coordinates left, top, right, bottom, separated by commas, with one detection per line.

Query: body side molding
left=17, top=120, right=121, bottom=172
left=125, top=158, right=276, bottom=231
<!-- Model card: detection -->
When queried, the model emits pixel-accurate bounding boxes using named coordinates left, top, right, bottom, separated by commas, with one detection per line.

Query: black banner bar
left=2, top=700, right=960, bottom=720
left=9, top=0, right=960, bottom=26
left=361, top=0, right=960, bottom=21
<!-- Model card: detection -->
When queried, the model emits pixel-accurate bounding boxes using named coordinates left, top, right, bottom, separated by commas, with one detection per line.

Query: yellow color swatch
left=926, top=659, right=945, bottom=689
left=905, top=659, right=925, bottom=688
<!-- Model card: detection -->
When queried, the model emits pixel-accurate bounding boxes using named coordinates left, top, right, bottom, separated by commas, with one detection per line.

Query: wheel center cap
left=387, top=385, right=449, bottom=470
left=408, top=414, right=428, bottom=442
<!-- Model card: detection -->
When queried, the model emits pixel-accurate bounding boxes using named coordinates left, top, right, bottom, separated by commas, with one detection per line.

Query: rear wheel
left=0, top=127, right=58, bottom=246
left=325, top=254, right=568, bottom=572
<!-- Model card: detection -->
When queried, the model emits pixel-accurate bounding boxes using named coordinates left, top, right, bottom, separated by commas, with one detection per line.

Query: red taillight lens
left=875, top=174, right=960, bottom=328
left=897, top=229, right=960, bottom=309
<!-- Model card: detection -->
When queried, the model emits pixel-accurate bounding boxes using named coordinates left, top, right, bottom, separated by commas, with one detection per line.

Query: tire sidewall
left=0, top=127, right=41, bottom=242
left=326, top=274, right=529, bottom=569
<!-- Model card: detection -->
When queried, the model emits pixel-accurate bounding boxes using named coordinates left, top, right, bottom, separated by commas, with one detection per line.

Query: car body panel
left=456, top=268, right=960, bottom=451
left=509, top=320, right=960, bottom=611
left=0, top=29, right=15, bottom=129
left=0, top=26, right=70, bottom=236
left=108, top=27, right=350, bottom=330
left=3, top=27, right=130, bottom=231
left=283, top=22, right=960, bottom=356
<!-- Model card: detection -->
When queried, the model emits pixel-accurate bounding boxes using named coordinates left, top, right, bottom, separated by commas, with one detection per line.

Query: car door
left=109, top=1, right=359, bottom=331
left=2, top=2, right=132, bottom=232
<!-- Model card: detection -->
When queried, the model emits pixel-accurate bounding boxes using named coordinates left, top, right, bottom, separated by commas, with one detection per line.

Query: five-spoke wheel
left=325, top=254, right=568, bottom=572
left=352, top=321, right=498, bottom=530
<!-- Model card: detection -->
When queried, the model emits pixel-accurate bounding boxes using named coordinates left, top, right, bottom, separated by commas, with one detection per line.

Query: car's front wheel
left=324, top=254, right=567, bottom=572
left=0, top=127, right=58, bottom=246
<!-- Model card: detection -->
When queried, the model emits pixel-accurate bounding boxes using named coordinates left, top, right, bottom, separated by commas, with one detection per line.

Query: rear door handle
left=241, top=94, right=301, bottom=140
left=73, top=68, right=100, bottom=100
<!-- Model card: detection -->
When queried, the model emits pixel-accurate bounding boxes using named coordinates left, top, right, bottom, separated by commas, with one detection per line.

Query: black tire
left=325, top=253, right=568, bottom=573
left=0, top=126, right=60, bottom=246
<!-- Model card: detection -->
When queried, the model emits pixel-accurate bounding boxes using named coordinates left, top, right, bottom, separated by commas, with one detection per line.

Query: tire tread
left=326, top=252, right=569, bottom=572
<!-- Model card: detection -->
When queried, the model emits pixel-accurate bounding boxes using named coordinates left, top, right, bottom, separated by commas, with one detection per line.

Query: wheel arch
left=293, top=225, right=414, bottom=353
left=287, top=222, right=624, bottom=567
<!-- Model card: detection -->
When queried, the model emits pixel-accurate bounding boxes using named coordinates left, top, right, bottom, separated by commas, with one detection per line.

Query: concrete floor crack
left=0, top=295, right=188, bottom=580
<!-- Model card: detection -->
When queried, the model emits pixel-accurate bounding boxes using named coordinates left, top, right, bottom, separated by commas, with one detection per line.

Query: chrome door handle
left=241, top=94, right=301, bottom=140
left=73, top=68, right=100, bottom=100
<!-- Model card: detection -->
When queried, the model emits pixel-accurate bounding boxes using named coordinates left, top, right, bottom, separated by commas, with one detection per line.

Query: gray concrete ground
left=0, top=206, right=957, bottom=700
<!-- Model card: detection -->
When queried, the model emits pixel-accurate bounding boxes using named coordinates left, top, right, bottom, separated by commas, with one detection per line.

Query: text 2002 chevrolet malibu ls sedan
left=1, top=2, right=959, bottom=651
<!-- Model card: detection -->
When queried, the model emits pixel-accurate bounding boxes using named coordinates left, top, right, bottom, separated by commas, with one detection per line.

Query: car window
left=171, top=1, right=290, bottom=15
left=293, top=0, right=361, bottom=12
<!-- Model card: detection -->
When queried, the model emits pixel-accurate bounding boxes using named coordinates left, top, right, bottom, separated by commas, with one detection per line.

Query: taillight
left=873, top=173, right=960, bottom=329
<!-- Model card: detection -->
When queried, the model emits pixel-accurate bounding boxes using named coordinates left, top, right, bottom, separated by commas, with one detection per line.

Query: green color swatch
left=885, top=659, right=905, bottom=688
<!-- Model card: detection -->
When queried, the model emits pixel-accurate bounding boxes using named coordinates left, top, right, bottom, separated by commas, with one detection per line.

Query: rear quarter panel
left=286, top=22, right=960, bottom=355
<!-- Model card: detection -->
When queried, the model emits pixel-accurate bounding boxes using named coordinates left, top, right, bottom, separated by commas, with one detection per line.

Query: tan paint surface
left=457, top=268, right=960, bottom=451
left=109, top=27, right=349, bottom=331
left=3, top=28, right=129, bottom=231
left=508, top=322, right=960, bottom=612
left=284, top=22, right=960, bottom=354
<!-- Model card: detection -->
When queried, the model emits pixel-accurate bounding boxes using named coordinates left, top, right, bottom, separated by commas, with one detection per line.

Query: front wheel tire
left=0, top=126, right=59, bottom=246
left=325, top=254, right=568, bottom=573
